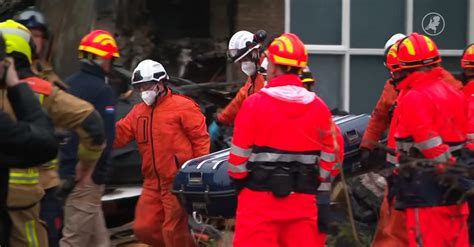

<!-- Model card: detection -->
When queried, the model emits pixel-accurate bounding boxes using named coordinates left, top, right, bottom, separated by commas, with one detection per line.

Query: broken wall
left=36, top=0, right=96, bottom=78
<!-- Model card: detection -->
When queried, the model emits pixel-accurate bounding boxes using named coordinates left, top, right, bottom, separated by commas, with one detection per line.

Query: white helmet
left=228, top=30, right=260, bottom=63
left=384, top=33, right=406, bottom=51
left=131, top=59, right=169, bottom=85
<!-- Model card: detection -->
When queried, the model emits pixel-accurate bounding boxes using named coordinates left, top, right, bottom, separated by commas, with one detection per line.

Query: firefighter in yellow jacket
left=0, top=20, right=106, bottom=247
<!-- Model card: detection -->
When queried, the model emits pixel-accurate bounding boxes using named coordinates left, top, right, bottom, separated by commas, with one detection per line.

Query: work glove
left=232, top=178, right=246, bottom=195
left=360, top=147, right=387, bottom=173
left=208, top=120, right=221, bottom=141
left=317, top=191, right=339, bottom=235
left=359, top=147, right=371, bottom=168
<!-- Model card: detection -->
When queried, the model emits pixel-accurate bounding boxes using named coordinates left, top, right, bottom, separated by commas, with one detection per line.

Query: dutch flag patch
left=105, top=106, right=115, bottom=114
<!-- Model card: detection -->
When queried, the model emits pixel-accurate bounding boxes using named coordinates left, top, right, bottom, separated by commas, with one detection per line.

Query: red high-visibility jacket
left=394, top=67, right=467, bottom=163
left=361, top=68, right=462, bottom=151
left=464, top=80, right=474, bottom=143
left=228, top=74, right=338, bottom=182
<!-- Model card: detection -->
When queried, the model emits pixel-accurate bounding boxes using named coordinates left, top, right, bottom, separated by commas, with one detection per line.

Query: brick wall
left=236, top=0, right=284, bottom=39
left=227, top=0, right=285, bottom=82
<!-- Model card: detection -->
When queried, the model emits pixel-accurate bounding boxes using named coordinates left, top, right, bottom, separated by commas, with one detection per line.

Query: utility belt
left=245, top=162, right=320, bottom=197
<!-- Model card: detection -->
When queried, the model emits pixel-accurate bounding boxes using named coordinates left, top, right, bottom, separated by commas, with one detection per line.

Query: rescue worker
left=14, top=7, right=67, bottom=89
left=0, top=20, right=106, bottom=247
left=371, top=34, right=410, bottom=247
left=228, top=33, right=339, bottom=247
left=460, top=43, right=474, bottom=245
left=393, top=33, right=469, bottom=246
left=59, top=30, right=117, bottom=247
left=208, top=30, right=266, bottom=141
left=114, top=59, right=209, bottom=246
left=300, top=66, right=316, bottom=90
left=14, top=8, right=70, bottom=246
left=0, top=44, right=58, bottom=247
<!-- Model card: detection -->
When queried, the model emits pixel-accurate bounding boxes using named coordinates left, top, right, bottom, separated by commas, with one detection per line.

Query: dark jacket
left=59, top=62, right=116, bottom=184
left=0, top=83, right=58, bottom=247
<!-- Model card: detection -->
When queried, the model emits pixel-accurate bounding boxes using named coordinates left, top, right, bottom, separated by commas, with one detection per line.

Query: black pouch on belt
left=295, top=165, right=318, bottom=193
left=269, top=166, right=292, bottom=197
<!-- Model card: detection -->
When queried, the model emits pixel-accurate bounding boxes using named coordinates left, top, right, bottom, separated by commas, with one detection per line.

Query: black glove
left=232, top=178, right=247, bottom=195
left=55, top=176, right=77, bottom=201
left=360, top=147, right=387, bottom=172
left=360, top=147, right=371, bottom=168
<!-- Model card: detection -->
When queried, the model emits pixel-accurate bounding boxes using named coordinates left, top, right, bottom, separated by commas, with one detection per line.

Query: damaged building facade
left=3, top=0, right=474, bottom=114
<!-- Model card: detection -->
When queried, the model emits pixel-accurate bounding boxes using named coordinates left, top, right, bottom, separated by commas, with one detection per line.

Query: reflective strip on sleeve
left=396, top=141, right=414, bottom=152
left=468, top=133, right=474, bottom=140
left=230, top=144, right=252, bottom=158
left=321, top=151, right=336, bottom=163
left=386, top=153, right=398, bottom=165
left=449, top=143, right=465, bottom=153
left=317, top=182, right=331, bottom=192
left=319, top=168, right=331, bottom=179
left=333, top=163, right=342, bottom=170
left=9, top=169, right=40, bottom=185
left=414, top=136, right=443, bottom=151
left=77, top=144, right=103, bottom=161
left=228, top=163, right=248, bottom=173
left=431, top=150, right=451, bottom=163
left=248, top=153, right=318, bottom=164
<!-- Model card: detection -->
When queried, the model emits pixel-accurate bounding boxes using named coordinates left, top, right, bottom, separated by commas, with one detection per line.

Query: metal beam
left=341, top=0, right=351, bottom=111
left=285, top=0, right=291, bottom=32
left=468, top=0, right=474, bottom=43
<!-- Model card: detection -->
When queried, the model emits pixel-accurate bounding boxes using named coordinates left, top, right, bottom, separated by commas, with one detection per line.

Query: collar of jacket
left=266, top=74, right=303, bottom=88
left=396, top=67, right=444, bottom=91
left=80, top=61, right=106, bottom=79
left=151, top=87, right=171, bottom=107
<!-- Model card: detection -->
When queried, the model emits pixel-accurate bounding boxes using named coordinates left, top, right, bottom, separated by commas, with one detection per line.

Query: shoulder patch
left=24, top=77, right=53, bottom=96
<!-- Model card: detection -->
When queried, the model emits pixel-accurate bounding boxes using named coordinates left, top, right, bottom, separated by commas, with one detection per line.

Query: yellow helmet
left=0, top=20, right=33, bottom=63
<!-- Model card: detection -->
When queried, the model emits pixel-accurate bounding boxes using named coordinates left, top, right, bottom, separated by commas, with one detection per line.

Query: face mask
left=241, top=61, right=256, bottom=76
left=141, top=89, right=158, bottom=106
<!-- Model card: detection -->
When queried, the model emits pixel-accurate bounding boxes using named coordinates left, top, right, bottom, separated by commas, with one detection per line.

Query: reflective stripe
left=431, top=150, right=451, bottom=163
left=41, top=164, right=57, bottom=170
left=321, top=151, right=335, bottom=163
left=317, top=182, right=331, bottom=191
left=41, top=159, right=58, bottom=170
left=414, top=137, right=443, bottom=151
left=333, top=163, right=342, bottom=170
left=468, top=133, right=474, bottom=140
left=230, top=144, right=252, bottom=157
left=25, top=220, right=39, bottom=247
left=319, top=168, right=331, bottom=179
left=386, top=153, right=398, bottom=165
left=248, top=152, right=318, bottom=164
left=228, top=163, right=248, bottom=173
left=396, top=141, right=414, bottom=152
left=449, top=143, right=464, bottom=153
left=9, top=169, right=40, bottom=185
left=78, top=144, right=102, bottom=161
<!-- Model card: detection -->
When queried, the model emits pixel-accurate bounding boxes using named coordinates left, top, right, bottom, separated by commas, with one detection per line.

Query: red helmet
left=385, top=41, right=401, bottom=72
left=265, top=33, right=307, bottom=68
left=397, top=33, right=441, bottom=69
left=78, top=30, right=120, bottom=59
left=461, top=43, right=474, bottom=69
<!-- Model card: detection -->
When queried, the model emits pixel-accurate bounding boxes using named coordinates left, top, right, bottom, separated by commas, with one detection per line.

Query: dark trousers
left=40, top=187, right=63, bottom=247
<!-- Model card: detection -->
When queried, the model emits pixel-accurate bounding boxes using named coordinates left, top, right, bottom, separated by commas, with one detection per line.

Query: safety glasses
left=133, top=81, right=158, bottom=92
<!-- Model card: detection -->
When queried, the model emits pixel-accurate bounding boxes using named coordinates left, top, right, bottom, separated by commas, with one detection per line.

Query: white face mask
left=141, top=90, right=158, bottom=106
left=241, top=61, right=256, bottom=77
